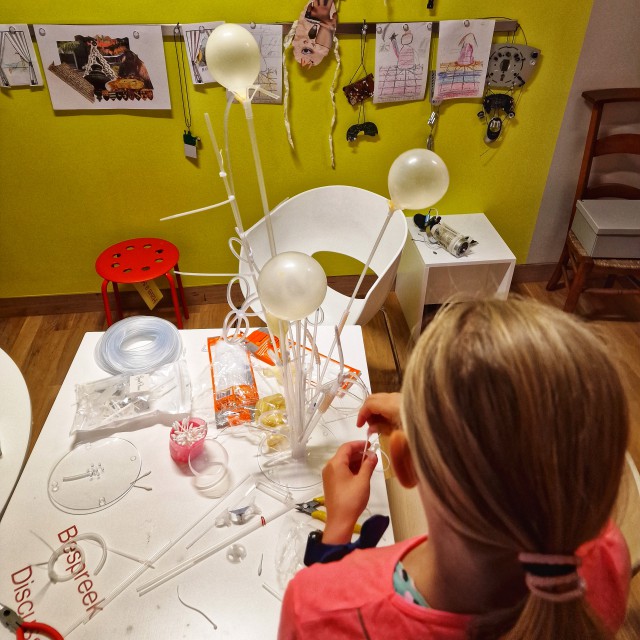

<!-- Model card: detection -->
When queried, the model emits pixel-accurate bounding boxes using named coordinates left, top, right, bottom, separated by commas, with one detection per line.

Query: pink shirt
left=278, top=521, right=630, bottom=639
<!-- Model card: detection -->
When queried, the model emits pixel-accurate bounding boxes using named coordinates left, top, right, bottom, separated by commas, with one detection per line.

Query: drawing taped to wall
left=181, top=21, right=223, bottom=85
left=35, top=24, right=170, bottom=110
left=433, top=19, right=494, bottom=101
left=239, top=24, right=283, bottom=104
left=0, top=25, right=43, bottom=87
left=373, top=22, right=431, bottom=104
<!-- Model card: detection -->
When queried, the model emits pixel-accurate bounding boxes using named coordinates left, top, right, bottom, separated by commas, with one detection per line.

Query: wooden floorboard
left=0, top=283, right=638, bottom=636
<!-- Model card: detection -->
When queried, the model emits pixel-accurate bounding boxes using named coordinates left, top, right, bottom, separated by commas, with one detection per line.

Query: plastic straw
left=160, top=198, right=232, bottom=221
left=318, top=201, right=395, bottom=381
left=137, top=501, right=293, bottom=596
left=242, top=100, right=276, bottom=258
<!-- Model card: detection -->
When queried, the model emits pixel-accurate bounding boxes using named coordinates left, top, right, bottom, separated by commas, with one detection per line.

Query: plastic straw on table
left=137, top=501, right=293, bottom=596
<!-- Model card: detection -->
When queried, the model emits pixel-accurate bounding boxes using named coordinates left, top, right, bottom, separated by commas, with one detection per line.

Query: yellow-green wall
left=0, top=1, right=593, bottom=298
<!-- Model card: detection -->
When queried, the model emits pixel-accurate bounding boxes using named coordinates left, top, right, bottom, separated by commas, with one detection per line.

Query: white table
left=396, top=214, right=516, bottom=341
left=0, top=348, right=31, bottom=517
left=0, top=327, right=392, bottom=639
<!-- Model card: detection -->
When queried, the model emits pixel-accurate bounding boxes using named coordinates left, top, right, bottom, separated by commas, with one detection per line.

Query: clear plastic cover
left=48, top=438, right=142, bottom=513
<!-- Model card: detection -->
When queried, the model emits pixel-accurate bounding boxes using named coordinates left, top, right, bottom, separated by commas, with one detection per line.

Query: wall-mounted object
left=0, top=24, right=42, bottom=86
left=35, top=24, right=170, bottom=110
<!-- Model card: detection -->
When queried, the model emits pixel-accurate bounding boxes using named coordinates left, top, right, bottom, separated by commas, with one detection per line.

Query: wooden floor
left=0, top=282, right=639, bottom=636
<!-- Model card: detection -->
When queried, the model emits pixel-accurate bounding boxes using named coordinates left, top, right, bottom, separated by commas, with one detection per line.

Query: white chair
left=238, top=186, right=408, bottom=371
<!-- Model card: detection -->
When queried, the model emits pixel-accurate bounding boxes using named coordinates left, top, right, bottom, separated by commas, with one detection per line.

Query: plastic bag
left=208, top=337, right=259, bottom=428
left=71, top=360, right=191, bottom=434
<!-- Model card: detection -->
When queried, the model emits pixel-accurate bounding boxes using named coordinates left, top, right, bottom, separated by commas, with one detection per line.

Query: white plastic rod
left=319, top=201, right=395, bottom=380
left=137, top=501, right=293, bottom=596
left=204, top=112, right=247, bottom=238
left=160, top=199, right=232, bottom=221
left=242, top=99, right=276, bottom=258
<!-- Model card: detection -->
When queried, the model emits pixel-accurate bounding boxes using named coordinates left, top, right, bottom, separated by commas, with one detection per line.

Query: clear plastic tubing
left=94, top=316, right=183, bottom=375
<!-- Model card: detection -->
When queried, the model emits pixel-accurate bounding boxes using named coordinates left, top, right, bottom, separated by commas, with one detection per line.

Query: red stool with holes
left=95, top=238, right=189, bottom=328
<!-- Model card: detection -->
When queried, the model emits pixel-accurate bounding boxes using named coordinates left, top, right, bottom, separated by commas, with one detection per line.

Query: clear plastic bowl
left=188, top=438, right=230, bottom=496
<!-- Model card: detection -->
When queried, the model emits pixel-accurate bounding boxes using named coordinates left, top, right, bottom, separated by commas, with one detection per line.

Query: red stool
left=96, top=238, right=189, bottom=329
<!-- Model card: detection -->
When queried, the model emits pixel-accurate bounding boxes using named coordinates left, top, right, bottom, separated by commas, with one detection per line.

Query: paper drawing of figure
left=433, top=19, right=494, bottom=101
left=373, top=22, right=431, bottom=104
left=393, top=30, right=416, bottom=70
left=457, top=33, right=476, bottom=66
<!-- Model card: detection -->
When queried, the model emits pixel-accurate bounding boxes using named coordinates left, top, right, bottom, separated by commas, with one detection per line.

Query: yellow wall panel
left=0, top=1, right=593, bottom=297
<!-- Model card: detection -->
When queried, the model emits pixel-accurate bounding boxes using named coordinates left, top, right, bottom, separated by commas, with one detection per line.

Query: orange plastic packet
left=243, top=329, right=361, bottom=392
left=207, top=337, right=259, bottom=427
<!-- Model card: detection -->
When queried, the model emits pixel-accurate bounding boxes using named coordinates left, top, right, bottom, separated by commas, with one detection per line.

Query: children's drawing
left=239, top=24, right=283, bottom=104
left=0, top=25, right=43, bottom=87
left=180, top=22, right=223, bottom=85
left=433, top=20, right=494, bottom=101
left=35, top=24, right=170, bottom=110
left=373, top=22, right=431, bottom=104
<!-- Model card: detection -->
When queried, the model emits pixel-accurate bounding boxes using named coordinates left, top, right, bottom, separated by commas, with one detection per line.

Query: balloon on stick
left=388, top=149, right=450, bottom=210
left=257, top=252, right=327, bottom=321
left=205, top=24, right=260, bottom=101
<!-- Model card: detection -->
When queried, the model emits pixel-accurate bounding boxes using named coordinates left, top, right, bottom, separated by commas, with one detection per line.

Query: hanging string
left=282, top=21, right=297, bottom=150
left=173, top=24, right=193, bottom=134
left=328, top=34, right=341, bottom=168
left=356, top=22, right=368, bottom=126
left=348, top=20, right=368, bottom=86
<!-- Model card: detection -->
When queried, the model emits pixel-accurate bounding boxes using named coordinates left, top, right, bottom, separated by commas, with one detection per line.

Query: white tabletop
left=0, top=348, right=31, bottom=517
left=408, top=213, right=516, bottom=266
left=0, top=327, right=391, bottom=639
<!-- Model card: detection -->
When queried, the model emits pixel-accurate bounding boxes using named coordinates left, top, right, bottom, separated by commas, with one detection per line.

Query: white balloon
left=205, top=24, right=260, bottom=98
left=257, top=252, right=327, bottom=322
left=388, top=149, right=450, bottom=210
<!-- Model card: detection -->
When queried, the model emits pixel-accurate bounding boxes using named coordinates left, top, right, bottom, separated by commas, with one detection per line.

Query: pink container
left=170, top=417, right=207, bottom=463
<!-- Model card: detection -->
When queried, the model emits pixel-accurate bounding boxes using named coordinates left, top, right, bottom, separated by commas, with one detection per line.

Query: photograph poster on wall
left=35, top=24, right=171, bottom=110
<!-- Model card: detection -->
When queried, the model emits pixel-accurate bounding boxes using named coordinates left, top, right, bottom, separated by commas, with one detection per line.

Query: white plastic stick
left=174, top=272, right=240, bottom=277
left=319, top=201, right=395, bottom=381
left=204, top=112, right=246, bottom=238
left=137, top=501, right=293, bottom=596
left=242, top=99, right=276, bottom=258
left=160, top=199, right=232, bottom=221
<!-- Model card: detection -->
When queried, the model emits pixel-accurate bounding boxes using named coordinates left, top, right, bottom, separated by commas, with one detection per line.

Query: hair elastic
left=518, top=552, right=585, bottom=603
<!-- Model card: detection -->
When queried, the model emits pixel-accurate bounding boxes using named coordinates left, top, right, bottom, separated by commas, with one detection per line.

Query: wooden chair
left=547, top=88, right=640, bottom=312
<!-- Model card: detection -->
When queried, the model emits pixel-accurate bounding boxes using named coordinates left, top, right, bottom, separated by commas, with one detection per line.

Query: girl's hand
left=356, top=392, right=403, bottom=437
left=321, top=441, right=377, bottom=544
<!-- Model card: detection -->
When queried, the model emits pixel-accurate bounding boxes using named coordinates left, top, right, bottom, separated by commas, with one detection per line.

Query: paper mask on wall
left=292, top=0, right=338, bottom=68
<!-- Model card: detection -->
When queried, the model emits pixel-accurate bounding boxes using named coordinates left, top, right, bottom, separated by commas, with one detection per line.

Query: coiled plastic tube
left=95, top=316, right=183, bottom=374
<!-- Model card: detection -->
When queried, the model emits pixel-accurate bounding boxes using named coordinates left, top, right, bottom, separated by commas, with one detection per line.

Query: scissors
left=296, top=496, right=362, bottom=534
left=0, top=604, right=63, bottom=639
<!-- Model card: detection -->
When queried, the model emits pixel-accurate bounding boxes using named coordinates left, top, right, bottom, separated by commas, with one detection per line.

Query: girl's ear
left=389, top=431, right=418, bottom=488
